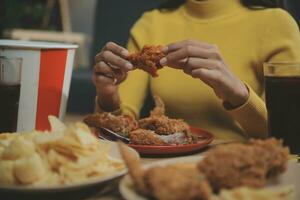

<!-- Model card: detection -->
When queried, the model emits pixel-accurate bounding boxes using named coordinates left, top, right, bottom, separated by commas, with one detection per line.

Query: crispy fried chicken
left=197, top=138, right=289, bottom=192
left=84, top=96, right=195, bottom=145
left=129, top=129, right=167, bottom=146
left=129, top=129, right=197, bottom=146
left=138, top=96, right=190, bottom=135
left=128, top=45, right=166, bottom=77
left=118, top=142, right=212, bottom=200
left=83, top=113, right=138, bottom=137
left=144, top=166, right=212, bottom=200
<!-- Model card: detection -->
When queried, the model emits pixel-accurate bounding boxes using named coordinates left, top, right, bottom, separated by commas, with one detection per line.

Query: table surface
left=63, top=113, right=242, bottom=200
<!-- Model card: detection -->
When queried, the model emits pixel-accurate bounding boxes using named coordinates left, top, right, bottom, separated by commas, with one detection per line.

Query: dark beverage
left=0, top=84, right=20, bottom=133
left=265, top=76, right=300, bottom=153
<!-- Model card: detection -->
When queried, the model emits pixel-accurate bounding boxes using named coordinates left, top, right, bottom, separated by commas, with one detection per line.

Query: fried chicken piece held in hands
left=128, top=45, right=166, bottom=77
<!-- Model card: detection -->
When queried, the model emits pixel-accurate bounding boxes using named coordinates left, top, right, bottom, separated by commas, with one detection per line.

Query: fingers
left=189, top=68, right=219, bottom=88
left=96, top=50, right=133, bottom=70
left=93, top=61, right=115, bottom=84
left=164, top=39, right=214, bottom=53
left=103, top=42, right=129, bottom=58
left=94, top=61, right=114, bottom=75
left=93, top=61, right=127, bottom=85
left=93, top=70, right=115, bottom=85
left=182, top=58, right=219, bottom=73
left=160, top=45, right=222, bottom=67
left=95, top=42, right=133, bottom=71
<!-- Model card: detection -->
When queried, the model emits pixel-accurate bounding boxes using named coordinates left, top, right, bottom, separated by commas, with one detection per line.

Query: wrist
left=96, top=85, right=118, bottom=97
left=225, top=83, right=249, bottom=109
left=96, top=87, right=120, bottom=112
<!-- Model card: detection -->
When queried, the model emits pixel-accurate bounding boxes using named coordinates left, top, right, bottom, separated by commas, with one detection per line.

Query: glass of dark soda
left=264, top=62, right=300, bottom=154
left=0, top=57, right=22, bottom=133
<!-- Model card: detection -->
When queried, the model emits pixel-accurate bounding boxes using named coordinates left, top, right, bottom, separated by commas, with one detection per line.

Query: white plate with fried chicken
left=118, top=138, right=299, bottom=200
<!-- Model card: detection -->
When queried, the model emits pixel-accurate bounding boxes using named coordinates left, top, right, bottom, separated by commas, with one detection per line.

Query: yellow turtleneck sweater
left=96, top=0, right=300, bottom=141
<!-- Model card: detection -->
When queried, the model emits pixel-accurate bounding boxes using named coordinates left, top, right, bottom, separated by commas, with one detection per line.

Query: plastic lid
left=0, top=39, right=78, bottom=49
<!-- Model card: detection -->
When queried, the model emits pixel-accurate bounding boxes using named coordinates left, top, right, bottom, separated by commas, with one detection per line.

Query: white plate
left=0, top=141, right=138, bottom=200
left=119, top=156, right=300, bottom=200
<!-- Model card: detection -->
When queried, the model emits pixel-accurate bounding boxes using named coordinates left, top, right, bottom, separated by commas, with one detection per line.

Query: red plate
left=128, top=126, right=214, bottom=155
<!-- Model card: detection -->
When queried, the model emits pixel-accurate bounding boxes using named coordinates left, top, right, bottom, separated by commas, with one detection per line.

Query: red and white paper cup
left=0, top=40, right=78, bottom=131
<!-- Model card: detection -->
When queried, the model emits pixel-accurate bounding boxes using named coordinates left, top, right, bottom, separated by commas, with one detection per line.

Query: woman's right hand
left=93, top=42, right=133, bottom=94
left=93, top=42, right=133, bottom=111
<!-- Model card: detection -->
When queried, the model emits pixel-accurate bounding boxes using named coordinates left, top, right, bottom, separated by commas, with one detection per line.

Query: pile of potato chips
left=0, top=116, right=124, bottom=187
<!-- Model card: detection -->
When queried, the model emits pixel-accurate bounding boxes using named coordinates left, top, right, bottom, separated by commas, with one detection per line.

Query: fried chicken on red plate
left=83, top=112, right=138, bottom=137
left=138, top=95, right=190, bottom=135
left=129, top=129, right=167, bottom=146
left=128, top=45, right=166, bottom=77
left=129, top=129, right=198, bottom=146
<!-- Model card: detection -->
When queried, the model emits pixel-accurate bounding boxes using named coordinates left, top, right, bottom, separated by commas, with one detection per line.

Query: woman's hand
left=160, top=40, right=249, bottom=108
left=93, top=42, right=133, bottom=111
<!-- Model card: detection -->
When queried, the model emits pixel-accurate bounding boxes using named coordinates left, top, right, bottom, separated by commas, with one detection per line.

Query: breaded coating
left=129, top=129, right=167, bottom=146
left=248, top=138, right=289, bottom=177
left=197, top=138, right=289, bottom=192
left=139, top=116, right=189, bottom=135
left=118, top=142, right=212, bottom=200
left=128, top=45, right=165, bottom=77
left=129, top=129, right=198, bottom=145
left=138, top=96, right=189, bottom=135
left=118, top=142, right=147, bottom=194
left=150, top=95, right=166, bottom=117
left=144, top=166, right=211, bottom=200
left=212, top=186, right=294, bottom=200
left=83, top=113, right=138, bottom=137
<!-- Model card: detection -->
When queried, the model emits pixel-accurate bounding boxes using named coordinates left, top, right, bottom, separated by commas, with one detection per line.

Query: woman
left=92, top=0, right=300, bottom=141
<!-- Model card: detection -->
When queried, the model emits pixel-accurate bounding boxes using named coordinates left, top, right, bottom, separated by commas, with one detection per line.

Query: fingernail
left=160, top=57, right=167, bottom=66
left=121, top=50, right=129, bottom=57
left=162, top=46, right=168, bottom=53
left=125, top=62, right=133, bottom=70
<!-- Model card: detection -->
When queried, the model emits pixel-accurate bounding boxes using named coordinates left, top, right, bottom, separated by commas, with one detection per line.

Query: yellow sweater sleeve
left=227, top=9, right=300, bottom=138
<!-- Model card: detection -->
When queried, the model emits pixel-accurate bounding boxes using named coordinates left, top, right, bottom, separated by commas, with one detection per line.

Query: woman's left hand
left=160, top=40, right=249, bottom=108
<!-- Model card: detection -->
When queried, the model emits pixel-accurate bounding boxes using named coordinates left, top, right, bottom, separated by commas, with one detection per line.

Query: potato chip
left=31, top=172, right=60, bottom=186
left=34, top=131, right=64, bottom=145
left=0, top=116, right=125, bottom=187
left=0, top=146, right=4, bottom=157
left=2, top=137, right=35, bottom=160
left=47, top=149, right=71, bottom=170
left=49, top=115, right=67, bottom=132
left=0, top=160, right=15, bottom=185
left=0, top=134, right=16, bottom=149
left=14, top=153, right=47, bottom=184
left=73, top=123, right=98, bottom=147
